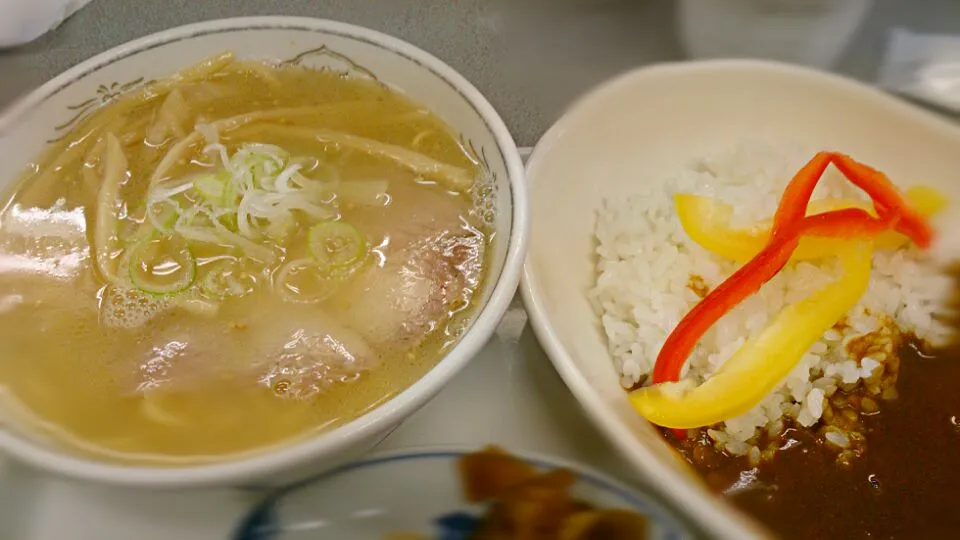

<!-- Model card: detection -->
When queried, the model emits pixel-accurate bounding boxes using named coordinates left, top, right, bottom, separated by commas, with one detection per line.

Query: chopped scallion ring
left=128, top=236, right=196, bottom=295
left=308, top=221, right=367, bottom=269
left=146, top=198, right=181, bottom=236
left=200, top=260, right=254, bottom=298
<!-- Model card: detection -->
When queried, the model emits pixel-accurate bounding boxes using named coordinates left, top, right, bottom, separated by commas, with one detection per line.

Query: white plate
left=231, top=447, right=691, bottom=539
left=521, top=59, right=960, bottom=539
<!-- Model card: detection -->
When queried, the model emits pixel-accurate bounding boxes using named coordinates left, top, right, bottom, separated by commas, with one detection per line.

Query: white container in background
left=0, top=0, right=93, bottom=48
left=677, top=0, right=874, bottom=70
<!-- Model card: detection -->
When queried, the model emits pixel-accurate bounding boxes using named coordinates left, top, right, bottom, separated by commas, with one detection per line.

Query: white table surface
left=0, top=150, right=702, bottom=540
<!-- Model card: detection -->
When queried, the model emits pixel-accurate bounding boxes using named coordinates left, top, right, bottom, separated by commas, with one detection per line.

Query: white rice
left=589, top=141, right=954, bottom=453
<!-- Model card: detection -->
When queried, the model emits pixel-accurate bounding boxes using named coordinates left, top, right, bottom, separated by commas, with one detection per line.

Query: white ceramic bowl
left=521, top=59, right=960, bottom=539
left=0, top=17, right=527, bottom=489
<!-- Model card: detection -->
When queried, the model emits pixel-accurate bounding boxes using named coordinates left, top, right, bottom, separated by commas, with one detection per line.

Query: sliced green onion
left=221, top=176, right=238, bottom=208
left=128, top=236, right=196, bottom=295
left=146, top=199, right=181, bottom=236
left=203, top=143, right=239, bottom=181
left=148, top=180, right=195, bottom=204
left=194, top=173, right=226, bottom=204
left=201, top=260, right=255, bottom=298
left=232, top=144, right=287, bottom=187
left=308, top=221, right=367, bottom=269
left=211, top=217, right=277, bottom=263
left=286, top=199, right=337, bottom=221
left=173, top=207, right=222, bottom=244
left=217, top=212, right=239, bottom=233
left=273, top=164, right=302, bottom=192
left=236, top=191, right=259, bottom=239
left=274, top=257, right=343, bottom=304
left=192, top=170, right=239, bottom=209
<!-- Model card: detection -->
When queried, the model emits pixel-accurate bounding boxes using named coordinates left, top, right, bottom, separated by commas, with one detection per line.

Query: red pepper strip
left=770, top=151, right=833, bottom=240
left=769, top=152, right=932, bottom=247
left=651, top=153, right=832, bottom=385
left=652, top=208, right=893, bottom=386
left=830, top=153, right=935, bottom=248
left=798, top=207, right=898, bottom=237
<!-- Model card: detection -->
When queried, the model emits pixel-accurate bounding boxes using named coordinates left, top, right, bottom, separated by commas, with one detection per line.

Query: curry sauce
left=671, top=338, right=960, bottom=539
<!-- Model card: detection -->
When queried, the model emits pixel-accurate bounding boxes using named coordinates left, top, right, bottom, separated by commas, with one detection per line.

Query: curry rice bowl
left=589, top=142, right=951, bottom=460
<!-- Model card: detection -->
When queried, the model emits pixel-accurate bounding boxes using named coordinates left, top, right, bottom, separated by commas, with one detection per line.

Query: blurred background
left=2, top=0, right=960, bottom=146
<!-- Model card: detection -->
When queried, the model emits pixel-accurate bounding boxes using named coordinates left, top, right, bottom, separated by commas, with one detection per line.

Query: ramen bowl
left=0, top=17, right=526, bottom=489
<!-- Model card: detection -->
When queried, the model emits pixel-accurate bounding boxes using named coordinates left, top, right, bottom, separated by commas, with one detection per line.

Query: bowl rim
left=231, top=444, right=692, bottom=540
left=0, top=16, right=528, bottom=488
left=520, top=58, right=960, bottom=540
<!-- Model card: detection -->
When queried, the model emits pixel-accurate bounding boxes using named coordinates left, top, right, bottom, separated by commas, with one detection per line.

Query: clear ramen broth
left=0, top=53, right=493, bottom=464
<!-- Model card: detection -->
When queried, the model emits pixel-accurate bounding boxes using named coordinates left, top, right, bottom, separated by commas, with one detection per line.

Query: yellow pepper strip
left=628, top=241, right=872, bottom=429
left=676, top=185, right=947, bottom=263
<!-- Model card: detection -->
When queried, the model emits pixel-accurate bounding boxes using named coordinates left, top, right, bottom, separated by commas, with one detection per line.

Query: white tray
left=0, top=149, right=699, bottom=539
